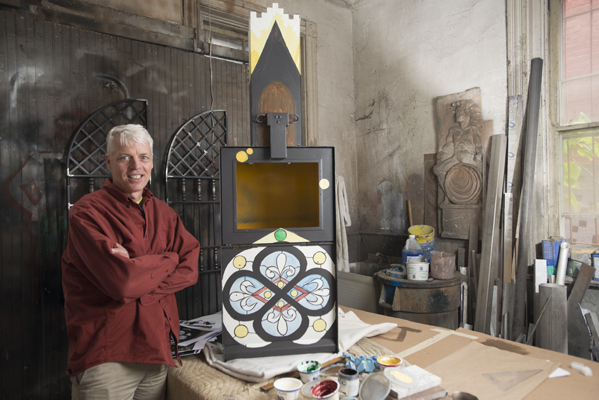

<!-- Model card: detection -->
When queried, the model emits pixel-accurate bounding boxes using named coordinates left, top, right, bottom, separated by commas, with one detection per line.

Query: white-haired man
left=62, top=124, right=200, bottom=399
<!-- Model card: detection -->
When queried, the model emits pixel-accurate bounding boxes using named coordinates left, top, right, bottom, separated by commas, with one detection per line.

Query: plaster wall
left=352, top=0, right=508, bottom=234
left=277, top=0, right=359, bottom=234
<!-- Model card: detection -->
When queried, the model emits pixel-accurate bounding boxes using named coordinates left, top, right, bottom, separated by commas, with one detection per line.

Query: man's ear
left=105, top=154, right=112, bottom=172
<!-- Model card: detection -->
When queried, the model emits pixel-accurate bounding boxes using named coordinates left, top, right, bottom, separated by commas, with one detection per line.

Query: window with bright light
left=559, top=0, right=599, bottom=125
left=561, top=132, right=599, bottom=243
left=557, top=0, right=599, bottom=244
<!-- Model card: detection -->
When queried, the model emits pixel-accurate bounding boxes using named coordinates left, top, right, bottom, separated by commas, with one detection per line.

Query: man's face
left=105, top=136, right=153, bottom=202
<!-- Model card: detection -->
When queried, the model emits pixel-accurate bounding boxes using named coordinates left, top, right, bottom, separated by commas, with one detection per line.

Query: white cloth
left=203, top=309, right=397, bottom=382
left=336, top=176, right=351, bottom=272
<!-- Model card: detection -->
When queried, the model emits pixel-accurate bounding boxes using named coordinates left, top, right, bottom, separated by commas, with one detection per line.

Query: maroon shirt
left=61, top=179, right=200, bottom=376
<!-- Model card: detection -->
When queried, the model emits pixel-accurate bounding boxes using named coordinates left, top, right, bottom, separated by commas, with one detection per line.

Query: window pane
left=594, top=11, right=599, bottom=73
left=563, top=216, right=599, bottom=244
left=564, top=13, right=591, bottom=79
left=561, top=0, right=599, bottom=125
left=565, top=0, right=591, bottom=17
left=562, top=77, right=594, bottom=123
left=594, top=75, right=599, bottom=120
left=561, top=133, right=599, bottom=244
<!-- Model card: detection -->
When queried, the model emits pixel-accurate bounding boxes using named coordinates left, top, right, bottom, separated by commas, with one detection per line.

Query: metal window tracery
left=165, top=110, right=227, bottom=316
left=165, top=110, right=227, bottom=179
left=65, top=99, right=148, bottom=211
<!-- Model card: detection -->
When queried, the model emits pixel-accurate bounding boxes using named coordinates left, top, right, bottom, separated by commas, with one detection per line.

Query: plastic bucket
left=408, top=225, right=435, bottom=262
left=407, top=262, right=429, bottom=281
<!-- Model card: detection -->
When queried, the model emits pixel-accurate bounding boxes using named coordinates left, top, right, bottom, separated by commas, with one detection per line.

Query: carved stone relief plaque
left=433, top=88, right=493, bottom=240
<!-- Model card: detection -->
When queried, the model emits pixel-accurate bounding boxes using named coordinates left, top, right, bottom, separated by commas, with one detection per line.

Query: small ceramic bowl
left=377, top=355, right=403, bottom=370
left=311, top=379, right=340, bottom=400
left=301, top=378, right=324, bottom=398
left=273, top=377, right=302, bottom=400
left=297, top=360, right=322, bottom=383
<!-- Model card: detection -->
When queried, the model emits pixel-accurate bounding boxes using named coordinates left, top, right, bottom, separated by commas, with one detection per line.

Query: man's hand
left=111, top=243, right=130, bottom=259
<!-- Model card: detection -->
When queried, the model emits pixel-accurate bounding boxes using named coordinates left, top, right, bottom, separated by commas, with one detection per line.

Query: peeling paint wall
left=352, top=0, right=507, bottom=233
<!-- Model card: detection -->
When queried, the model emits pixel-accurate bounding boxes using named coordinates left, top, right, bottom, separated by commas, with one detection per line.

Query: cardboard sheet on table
left=425, top=341, right=559, bottom=400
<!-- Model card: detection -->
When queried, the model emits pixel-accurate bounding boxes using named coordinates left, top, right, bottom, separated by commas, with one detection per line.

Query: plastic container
left=387, top=264, right=407, bottom=279
left=408, top=225, right=435, bottom=263
left=407, top=262, right=429, bottom=281
left=402, top=235, right=424, bottom=266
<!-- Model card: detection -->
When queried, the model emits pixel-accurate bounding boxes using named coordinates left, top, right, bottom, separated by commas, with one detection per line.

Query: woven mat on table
left=166, top=337, right=394, bottom=400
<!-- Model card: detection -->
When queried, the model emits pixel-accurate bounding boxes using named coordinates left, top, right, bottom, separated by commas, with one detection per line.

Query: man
left=62, top=124, right=200, bottom=399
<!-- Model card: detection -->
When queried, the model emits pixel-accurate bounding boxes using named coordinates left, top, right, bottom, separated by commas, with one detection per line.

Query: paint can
left=408, top=225, right=435, bottom=262
left=407, top=262, right=429, bottom=281
left=338, top=368, right=359, bottom=397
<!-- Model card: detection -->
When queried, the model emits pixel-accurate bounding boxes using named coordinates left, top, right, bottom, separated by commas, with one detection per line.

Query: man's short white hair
left=106, top=124, right=154, bottom=158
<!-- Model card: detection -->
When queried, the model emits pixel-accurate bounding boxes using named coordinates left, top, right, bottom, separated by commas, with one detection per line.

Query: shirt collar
left=102, top=178, right=154, bottom=205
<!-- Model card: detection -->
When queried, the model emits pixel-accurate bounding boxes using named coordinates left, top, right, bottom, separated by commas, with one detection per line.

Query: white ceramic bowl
left=273, top=377, right=302, bottom=400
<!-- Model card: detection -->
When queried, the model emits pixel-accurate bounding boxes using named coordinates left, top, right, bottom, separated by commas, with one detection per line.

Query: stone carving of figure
left=433, top=99, right=484, bottom=204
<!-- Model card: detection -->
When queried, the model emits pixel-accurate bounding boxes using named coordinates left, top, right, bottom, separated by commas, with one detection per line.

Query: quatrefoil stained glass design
left=222, top=245, right=336, bottom=349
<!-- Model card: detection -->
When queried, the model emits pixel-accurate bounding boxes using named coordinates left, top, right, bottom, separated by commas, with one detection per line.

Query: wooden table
left=167, top=306, right=599, bottom=399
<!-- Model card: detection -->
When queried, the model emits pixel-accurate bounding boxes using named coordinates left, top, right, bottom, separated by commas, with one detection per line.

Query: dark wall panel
left=0, top=9, right=249, bottom=399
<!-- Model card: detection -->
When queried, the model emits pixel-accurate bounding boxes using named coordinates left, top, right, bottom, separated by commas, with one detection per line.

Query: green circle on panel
left=274, top=229, right=287, bottom=242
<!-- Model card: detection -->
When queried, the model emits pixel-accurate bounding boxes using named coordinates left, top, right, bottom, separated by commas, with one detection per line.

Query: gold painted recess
left=236, top=162, right=319, bottom=229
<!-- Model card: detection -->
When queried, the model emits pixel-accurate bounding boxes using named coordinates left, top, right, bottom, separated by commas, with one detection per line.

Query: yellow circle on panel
left=264, top=291, right=272, bottom=299
left=313, top=319, right=327, bottom=332
left=313, top=252, right=326, bottom=265
left=234, top=324, right=248, bottom=338
left=277, top=301, right=284, bottom=308
left=290, top=289, right=298, bottom=297
left=277, top=281, right=285, bottom=289
left=319, top=179, right=330, bottom=189
left=236, top=151, right=248, bottom=163
left=247, top=148, right=253, bottom=154
left=233, top=256, right=247, bottom=269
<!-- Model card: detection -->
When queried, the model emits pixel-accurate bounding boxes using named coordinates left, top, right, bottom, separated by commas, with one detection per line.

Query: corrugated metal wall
left=0, top=9, right=249, bottom=399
